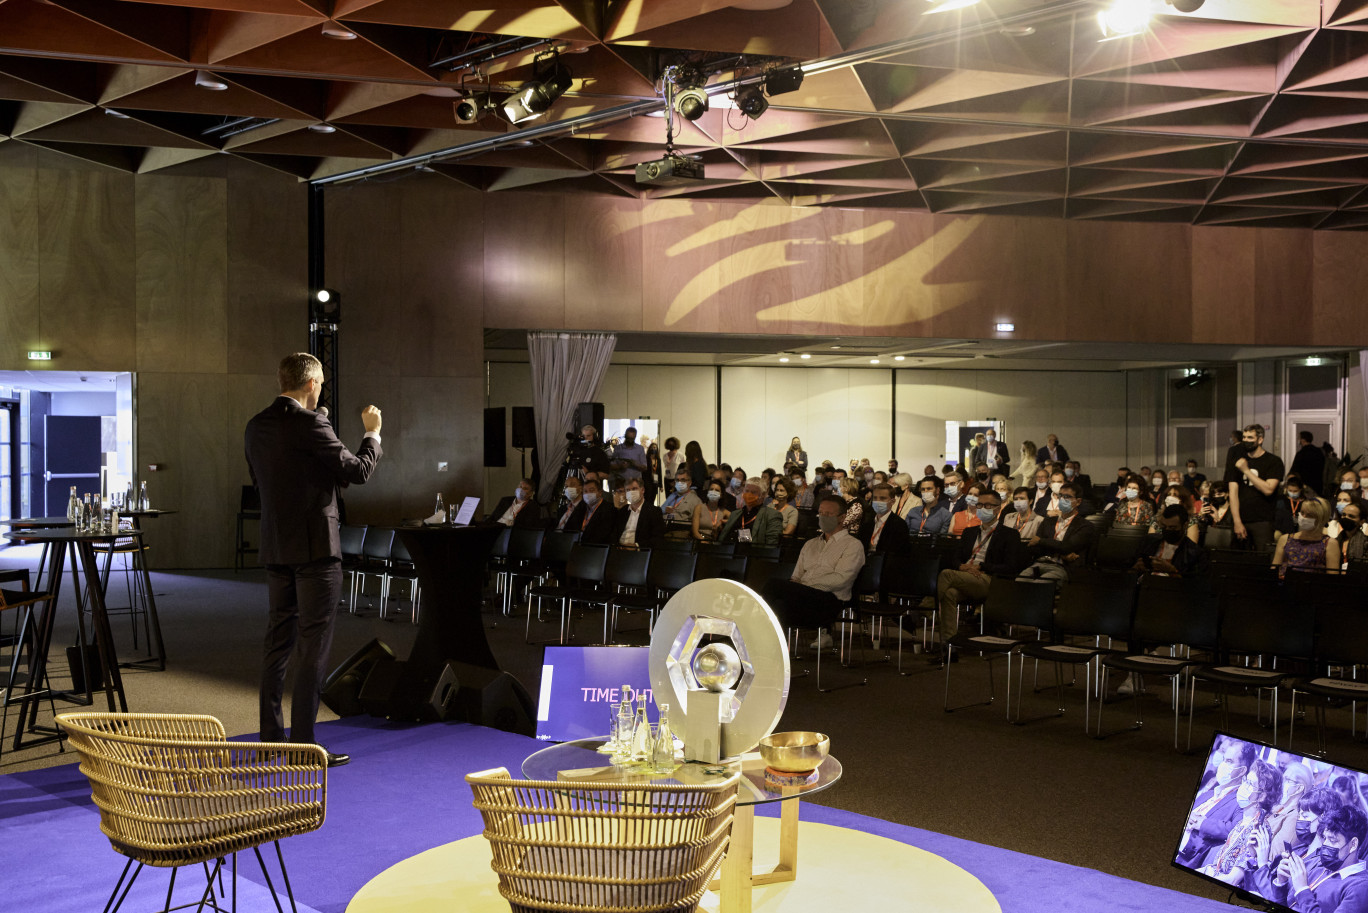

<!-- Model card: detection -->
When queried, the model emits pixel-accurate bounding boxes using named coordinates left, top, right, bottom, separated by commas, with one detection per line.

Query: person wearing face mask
left=791, top=470, right=814, bottom=509
left=1198, top=479, right=1231, bottom=530
left=784, top=437, right=808, bottom=473
left=1149, top=485, right=1201, bottom=543
left=1036, top=434, right=1068, bottom=465
left=1033, top=470, right=1070, bottom=519
left=1149, top=470, right=1169, bottom=505
left=1276, top=475, right=1310, bottom=536
left=1062, top=460, right=1092, bottom=494
left=708, top=469, right=738, bottom=511
left=1227, top=424, right=1285, bottom=552
left=1179, top=740, right=1257, bottom=866
left=949, top=483, right=987, bottom=536
left=760, top=498, right=865, bottom=650
left=1251, top=785, right=1345, bottom=903
left=1134, top=505, right=1208, bottom=577
left=613, top=478, right=665, bottom=549
left=692, top=480, right=732, bottom=542
left=1273, top=497, right=1340, bottom=577
left=888, top=473, right=917, bottom=520
left=1271, top=805, right=1368, bottom=913
left=857, top=482, right=911, bottom=558
left=1028, top=466, right=1053, bottom=514
left=970, top=429, right=1010, bottom=476
left=1017, top=482, right=1098, bottom=588
left=1114, top=475, right=1155, bottom=529
left=1104, top=465, right=1133, bottom=509
left=932, top=490, right=1022, bottom=650
left=1289, top=430, right=1327, bottom=498
left=1198, top=760, right=1285, bottom=886
left=717, top=478, right=781, bottom=546
left=494, top=478, right=542, bottom=528
left=1183, top=459, right=1208, bottom=494
left=907, top=476, right=952, bottom=537
left=1265, top=764, right=1317, bottom=864
left=556, top=478, right=586, bottom=531
left=1330, top=498, right=1368, bottom=563
left=771, top=478, right=799, bottom=536
left=575, top=479, right=617, bottom=545
left=1002, top=486, right=1043, bottom=540
left=662, top=467, right=702, bottom=529
left=939, top=471, right=969, bottom=514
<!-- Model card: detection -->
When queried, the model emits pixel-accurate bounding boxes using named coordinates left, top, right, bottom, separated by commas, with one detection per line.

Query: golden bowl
left=758, top=731, right=830, bottom=772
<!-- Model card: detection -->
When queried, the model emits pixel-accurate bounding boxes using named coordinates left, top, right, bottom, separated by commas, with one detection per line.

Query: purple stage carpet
left=1, top=717, right=1232, bottom=913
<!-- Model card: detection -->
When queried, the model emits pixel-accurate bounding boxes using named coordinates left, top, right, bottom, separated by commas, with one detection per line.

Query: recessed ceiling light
left=307, top=123, right=336, bottom=133
left=999, top=25, right=1036, bottom=36
left=925, top=0, right=979, bottom=12
left=779, top=356, right=790, bottom=363
left=869, top=358, right=880, bottom=365
left=800, top=353, right=811, bottom=359
left=322, top=25, right=358, bottom=40
left=894, top=355, right=906, bottom=361
left=194, top=71, right=229, bottom=91
left=829, top=345, right=841, bottom=350
left=104, top=108, right=130, bottom=119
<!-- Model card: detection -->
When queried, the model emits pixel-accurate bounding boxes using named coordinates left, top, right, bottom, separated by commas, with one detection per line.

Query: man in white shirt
left=613, top=477, right=664, bottom=548
left=497, top=478, right=538, bottom=527
left=760, top=499, right=865, bottom=647
left=555, top=477, right=584, bottom=531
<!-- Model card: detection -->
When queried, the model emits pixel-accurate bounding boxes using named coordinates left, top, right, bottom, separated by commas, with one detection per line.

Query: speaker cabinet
left=321, top=638, right=395, bottom=717
left=511, top=406, right=536, bottom=449
left=573, top=402, right=604, bottom=441
left=483, top=407, right=507, bottom=467
left=445, top=662, right=537, bottom=735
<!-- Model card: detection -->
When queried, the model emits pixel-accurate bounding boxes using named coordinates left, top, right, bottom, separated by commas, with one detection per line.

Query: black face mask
left=1319, top=844, right=1348, bottom=872
left=1243, top=440, right=1259, bottom=453
left=1295, top=821, right=1315, bottom=842
left=1161, top=529, right=1184, bottom=544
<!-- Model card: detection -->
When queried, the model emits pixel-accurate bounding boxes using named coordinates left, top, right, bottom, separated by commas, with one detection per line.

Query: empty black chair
left=599, top=548, right=653, bottom=643
left=523, top=532, right=581, bottom=641
left=1094, top=534, right=1145, bottom=571
left=695, top=541, right=736, bottom=559
left=559, top=544, right=612, bottom=644
left=737, top=543, right=780, bottom=561
left=696, top=553, right=747, bottom=582
left=235, top=485, right=262, bottom=572
left=742, top=559, right=781, bottom=593
left=501, top=528, right=548, bottom=616
left=1098, top=574, right=1220, bottom=749
left=1290, top=602, right=1368, bottom=755
left=384, top=535, right=421, bottom=623
left=944, top=577, right=1055, bottom=721
left=857, top=554, right=940, bottom=672
left=486, top=526, right=514, bottom=607
left=340, top=525, right=367, bottom=613
left=356, top=528, right=394, bottom=613
left=1018, top=573, right=1136, bottom=730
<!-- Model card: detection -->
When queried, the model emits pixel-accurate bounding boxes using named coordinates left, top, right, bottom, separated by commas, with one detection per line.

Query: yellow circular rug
left=347, top=816, right=1000, bottom=913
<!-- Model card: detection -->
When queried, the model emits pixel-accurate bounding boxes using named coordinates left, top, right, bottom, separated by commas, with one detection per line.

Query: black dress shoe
left=326, top=751, right=351, bottom=768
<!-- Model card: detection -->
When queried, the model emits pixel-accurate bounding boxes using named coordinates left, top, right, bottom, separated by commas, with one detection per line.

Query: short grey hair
left=278, top=353, right=322, bottom=393
left=744, top=477, right=765, bottom=494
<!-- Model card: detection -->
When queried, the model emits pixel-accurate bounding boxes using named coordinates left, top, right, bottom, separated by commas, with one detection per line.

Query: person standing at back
left=245, top=353, right=383, bottom=768
left=1226, top=423, right=1284, bottom=553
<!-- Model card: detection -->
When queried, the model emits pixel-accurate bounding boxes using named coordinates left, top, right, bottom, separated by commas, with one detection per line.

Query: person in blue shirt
left=906, top=475, right=952, bottom=538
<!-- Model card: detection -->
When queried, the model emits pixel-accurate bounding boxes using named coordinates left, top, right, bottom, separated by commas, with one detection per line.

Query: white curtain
left=528, top=332, right=617, bottom=502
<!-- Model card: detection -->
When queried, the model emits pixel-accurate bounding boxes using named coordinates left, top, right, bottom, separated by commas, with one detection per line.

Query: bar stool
left=90, top=527, right=153, bottom=655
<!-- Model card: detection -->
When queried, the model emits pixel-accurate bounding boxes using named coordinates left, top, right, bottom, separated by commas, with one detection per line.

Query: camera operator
left=563, top=424, right=610, bottom=491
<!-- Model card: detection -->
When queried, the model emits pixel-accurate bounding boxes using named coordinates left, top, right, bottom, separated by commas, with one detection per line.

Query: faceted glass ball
left=691, top=642, right=741, bottom=693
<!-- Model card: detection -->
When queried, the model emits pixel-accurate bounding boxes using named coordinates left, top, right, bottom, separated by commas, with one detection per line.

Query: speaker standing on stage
left=245, top=353, right=384, bottom=768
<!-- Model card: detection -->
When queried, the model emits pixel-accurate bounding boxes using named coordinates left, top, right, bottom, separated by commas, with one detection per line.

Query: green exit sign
left=27, top=351, right=52, bottom=361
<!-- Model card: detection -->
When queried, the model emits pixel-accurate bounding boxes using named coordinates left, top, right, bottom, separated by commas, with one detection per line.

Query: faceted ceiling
left=5, top=0, right=1368, bottom=228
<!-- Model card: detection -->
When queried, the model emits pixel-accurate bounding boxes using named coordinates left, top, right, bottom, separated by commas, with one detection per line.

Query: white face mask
left=583, top=491, right=599, bottom=505
left=1164, top=496, right=1180, bottom=507
left=1124, top=489, right=1139, bottom=500
left=944, top=485, right=959, bottom=498
left=792, top=477, right=802, bottom=486
left=1035, top=481, right=1047, bottom=490
left=1014, top=499, right=1029, bottom=512
left=707, top=491, right=721, bottom=502
left=921, top=491, right=936, bottom=504
left=1343, top=482, right=1356, bottom=491
left=1064, top=468, right=1075, bottom=478
left=675, top=481, right=688, bottom=492
left=1152, top=477, right=1164, bottom=488
left=1360, top=479, right=1368, bottom=489
left=626, top=490, right=640, bottom=504
left=1297, top=515, right=1316, bottom=532
left=514, top=489, right=526, bottom=501
left=1050, top=481, right=1063, bottom=494
left=565, top=488, right=580, bottom=501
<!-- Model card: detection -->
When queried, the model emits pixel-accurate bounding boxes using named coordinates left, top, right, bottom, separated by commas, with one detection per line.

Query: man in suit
left=613, top=477, right=665, bottom=548
left=245, top=353, right=383, bottom=767
left=717, top=478, right=782, bottom=545
left=1017, top=482, right=1098, bottom=589
left=490, top=478, right=543, bottom=528
left=933, top=490, right=1022, bottom=646
left=1063, top=460, right=1092, bottom=496
left=970, top=429, right=1010, bottom=476
left=1036, top=434, right=1069, bottom=465
left=576, top=478, right=616, bottom=545
left=857, top=482, right=911, bottom=558
left=554, top=476, right=586, bottom=531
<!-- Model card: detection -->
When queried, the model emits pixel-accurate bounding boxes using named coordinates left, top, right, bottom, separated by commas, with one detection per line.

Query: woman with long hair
left=684, top=440, right=708, bottom=492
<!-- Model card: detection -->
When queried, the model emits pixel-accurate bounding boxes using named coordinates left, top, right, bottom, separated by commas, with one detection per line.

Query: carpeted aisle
left=1, top=716, right=1234, bottom=913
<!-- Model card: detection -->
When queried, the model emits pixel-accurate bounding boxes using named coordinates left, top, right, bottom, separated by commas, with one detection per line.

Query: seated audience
left=1167, top=469, right=1184, bottom=489
left=1265, top=806, right=1368, bottom=913
left=555, top=476, right=585, bottom=531
left=1177, top=739, right=1256, bottom=867
left=1028, top=466, right=1052, bottom=513
left=1198, top=480, right=1231, bottom=529
left=934, top=490, right=1023, bottom=647
left=1063, top=460, right=1092, bottom=494
left=791, top=468, right=815, bottom=509
left=1017, top=483, right=1098, bottom=588
left=717, top=478, right=781, bottom=546
left=613, top=478, right=664, bottom=548
left=1002, top=486, right=1043, bottom=541
left=1264, top=764, right=1315, bottom=864
left=949, top=483, right=985, bottom=536
left=761, top=498, right=865, bottom=644
left=771, top=478, right=799, bottom=535
left=576, top=478, right=616, bottom=545
left=1183, top=459, right=1207, bottom=494
left=1272, top=497, right=1340, bottom=577
left=491, top=477, right=542, bottom=528
left=1104, top=466, right=1132, bottom=508
left=692, top=479, right=731, bottom=541
left=709, top=468, right=738, bottom=511
left=1253, top=785, right=1341, bottom=895
left=1149, top=469, right=1169, bottom=504
left=1330, top=498, right=1367, bottom=564
left=1274, top=475, right=1308, bottom=536
left=839, top=478, right=864, bottom=533
left=940, top=470, right=969, bottom=514
left=1134, top=505, right=1209, bottom=577
left=907, top=476, right=952, bottom=537
left=662, top=467, right=702, bottom=526
left=1113, top=476, right=1155, bottom=529
left=1151, top=484, right=1201, bottom=543
left=1033, top=470, right=1068, bottom=518
left=1196, top=760, right=1283, bottom=887
left=858, top=482, right=911, bottom=558
left=890, top=473, right=918, bottom=520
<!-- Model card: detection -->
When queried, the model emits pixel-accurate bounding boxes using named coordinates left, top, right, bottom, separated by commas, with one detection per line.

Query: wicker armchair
left=466, top=766, right=739, bottom=913
left=56, top=712, right=327, bottom=913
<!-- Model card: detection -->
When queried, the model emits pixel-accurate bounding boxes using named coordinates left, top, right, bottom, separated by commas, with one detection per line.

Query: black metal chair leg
left=103, top=858, right=139, bottom=913
left=161, top=865, right=178, bottom=913
left=253, top=845, right=286, bottom=913
left=274, top=840, right=299, bottom=913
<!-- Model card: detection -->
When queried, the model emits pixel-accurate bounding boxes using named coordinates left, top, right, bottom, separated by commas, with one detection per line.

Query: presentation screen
left=1173, top=730, right=1368, bottom=911
left=535, top=645, right=654, bottom=743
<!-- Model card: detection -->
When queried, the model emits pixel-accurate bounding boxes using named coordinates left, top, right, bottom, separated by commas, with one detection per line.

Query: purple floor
left=1, top=716, right=1233, bottom=913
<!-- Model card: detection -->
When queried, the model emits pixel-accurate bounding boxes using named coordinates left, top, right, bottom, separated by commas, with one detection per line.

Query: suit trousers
left=761, top=579, right=843, bottom=632
left=936, top=569, right=991, bottom=641
left=261, top=556, right=342, bottom=745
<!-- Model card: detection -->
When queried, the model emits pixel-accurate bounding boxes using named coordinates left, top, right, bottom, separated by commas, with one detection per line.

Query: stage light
left=925, top=0, right=979, bottom=13
left=315, top=289, right=337, bottom=304
left=1097, top=0, right=1153, bottom=39
left=764, top=66, right=804, bottom=96
left=501, top=56, right=572, bottom=124
left=735, top=85, right=768, bottom=119
left=194, top=71, right=229, bottom=91
left=1167, top=0, right=1204, bottom=10
left=455, top=94, right=496, bottom=123
left=674, top=86, right=709, bottom=121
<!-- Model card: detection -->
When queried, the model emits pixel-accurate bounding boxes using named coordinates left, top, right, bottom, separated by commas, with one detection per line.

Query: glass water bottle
left=653, top=703, right=676, bottom=770
left=138, top=481, right=150, bottom=511
left=67, top=486, right=79, bottom=522
left=630, top=695, right=651, bottom=762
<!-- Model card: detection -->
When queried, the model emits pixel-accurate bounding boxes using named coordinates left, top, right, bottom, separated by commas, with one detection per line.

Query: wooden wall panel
left=328, top=184, right=408, bottom=376
left=0, top=144, right=40, bottom=366
left=1254, top=228, right=1313, bottom=346
left=859, top=208, right=941, bottom=336
left=1191, top=226, right=1255, bottom=344
left=640, top=199, right=723, bottom=333
left=1312, top=232, right=1368, bottom=342
left=226, top=167, right=307, bottom=372
left=37, top=167, right=137, bottom=370
left=1064, top=220, right=1192, bottom=343
left=136, top=175, right=229, bottom=374
left=483, top=192, right=565, bottom=329
left=564, top=195, right=643, bottom=332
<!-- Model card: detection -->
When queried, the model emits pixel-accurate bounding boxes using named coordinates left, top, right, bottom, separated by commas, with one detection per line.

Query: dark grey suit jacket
left=245, top=396, right=382, bottom=565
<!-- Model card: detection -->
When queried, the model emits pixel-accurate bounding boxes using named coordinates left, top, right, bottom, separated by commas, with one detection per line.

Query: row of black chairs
left=339, top=526, right=419, bottom=621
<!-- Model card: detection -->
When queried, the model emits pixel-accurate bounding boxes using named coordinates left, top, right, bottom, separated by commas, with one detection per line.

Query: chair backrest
left=852, top=552, right=884, bottom=599
left=737, top=543, right=780, bottom=561
left=742, top=558, right=780, bottom=592
left=508, top=527, right=546, bottom=562
left=466, top=766, right=739, bottom=913
left=605, top=547, right=652, bottom=587
left=340, top=525, right=366, bottom=558
left=654, top=536, right=696, bottom=553
left=542, top=530, right=581, bottom=563
left=240, top=485, right=261, bottom=512
left=649, top=550, right=698, bottom=592
left=696, top=541, right=736, bottom=558
left=1202, top=525, right=1234, bottom=550
left=1313, top=603, right=1368, bottom=667
left=1218, top=591, right=1312, bottom=661
left=1107, top=524, right=1150, bottom=539
left=1094, top=534, right=1144, bottom=570
left=1208, top=548, right=1272, bottom=567
left=884, top=555, right=941, bottom=600
left=390, top=535, right=413, bottom=564
left=1133, top=574, right=1220, bottom=651
left=794, top=509, right=819, bottom=539
left=565, top=543, right=611, bottom=583
left=1053, top=576, right=1135, bottom=641
left=696, top=554, right=747, bottom=582
left=983, top=577, right=1055, bottom=630
left=489, top=526, right=513, bottom=559
left=1285, top=571, right=1359, bottom=610
left=56, top=712, right=325, bottom=866
left=363, top=528, right=395, bottom=561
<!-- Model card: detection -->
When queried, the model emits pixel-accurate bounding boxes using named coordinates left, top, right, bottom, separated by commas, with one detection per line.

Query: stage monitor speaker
left=321, top=639, right=395, bottom=717
left=511, top=406, right=536, bottom=449
left=573, top=402, right=604, bottom=441
left=445, top=662, right=537, bottom=735
left=483, top=407, right=507, bottom=467
left=357, top=655, right=405, bottom=717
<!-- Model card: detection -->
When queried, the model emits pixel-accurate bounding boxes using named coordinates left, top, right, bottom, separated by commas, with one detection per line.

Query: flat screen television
left=534, top=645, right=653, bottom=743
left=1173, top=731, right=1368, bottom=911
